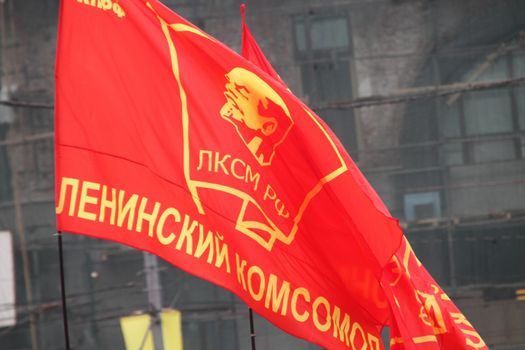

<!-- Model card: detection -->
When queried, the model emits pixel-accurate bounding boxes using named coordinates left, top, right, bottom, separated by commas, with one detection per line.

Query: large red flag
left=55, top=1, right=484, bottom=349
left=240, top=5, right=487, bottom=350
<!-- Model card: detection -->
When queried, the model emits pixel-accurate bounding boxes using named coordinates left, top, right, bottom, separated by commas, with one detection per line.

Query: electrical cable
left=1, top=76, right=524, bottom=111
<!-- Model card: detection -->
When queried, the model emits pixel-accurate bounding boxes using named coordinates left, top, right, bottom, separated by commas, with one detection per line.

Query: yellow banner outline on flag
left=148, top=2, right=348, bottom=251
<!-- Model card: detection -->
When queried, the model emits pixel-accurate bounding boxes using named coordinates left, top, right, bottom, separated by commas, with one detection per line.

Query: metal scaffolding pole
left=143, top=252, right=164, bottom=350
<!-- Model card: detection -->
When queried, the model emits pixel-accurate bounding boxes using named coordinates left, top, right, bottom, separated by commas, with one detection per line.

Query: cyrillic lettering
left=78, top=181, right=101, bottom=221
left=156, top=207, right=181, bottom=246
left=117, top=190, right=139, bottom=230
left=98, top=0, right=112, bottom=11
left=264, top=274, right=290, bottom=316
left=236, top=254, right=247, bottom=290
left=332, top=306, right=351, bottom=346
left=275, top=199, right=290, bottom=218
left=113, top=2, right=125, bottom=17
left=245, top=165, right=260, bottom=191
left=55, top=177, right=80, bottom=216
left=99, top=185, right=117, bottom=225
left=463, top=330, right=486, bottom=349
left=350, top=322, right=366, bottom=350
left=368, top=334, right=381, bottom=350
left=197, top=150, right=213, bottom=171
left=291, top=288, right=310, bottom=323
left=312, top=296, right=331, bottom=332
left=214, top=234, right=231, bottom=273
left=247, top=265, right=265, bottom=302
left=136, top=197, right=161, bottom=237
left=176, top=215, right=197, bottom=255
left=195, top=228, right=214, bottom=264
left=214, top=152, right=231, bottom=175
left=231, top=158, right=246, bottom=180
left=450, top=312, right=472, bottom=327
left=263, top=184, right=276, bottom=201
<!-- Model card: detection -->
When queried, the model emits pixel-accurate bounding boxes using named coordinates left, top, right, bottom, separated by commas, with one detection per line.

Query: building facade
left=0, top=0, right=524, bottom=349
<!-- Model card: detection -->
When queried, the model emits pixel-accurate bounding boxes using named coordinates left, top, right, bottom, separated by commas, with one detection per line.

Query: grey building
left=0, top=0, right=524, bottom=349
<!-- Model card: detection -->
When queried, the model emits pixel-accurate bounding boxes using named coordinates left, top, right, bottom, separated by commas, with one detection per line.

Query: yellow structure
left=120, top=309, right=183, bottom=350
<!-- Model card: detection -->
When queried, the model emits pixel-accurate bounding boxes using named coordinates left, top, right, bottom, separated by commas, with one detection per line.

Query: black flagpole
left=249, top=307, right=256, bottom=350
left=57, top=231, right=71, bottom=350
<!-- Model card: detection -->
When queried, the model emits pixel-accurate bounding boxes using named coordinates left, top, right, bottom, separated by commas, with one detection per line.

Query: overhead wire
left=1, top=76, right=524, bottom=112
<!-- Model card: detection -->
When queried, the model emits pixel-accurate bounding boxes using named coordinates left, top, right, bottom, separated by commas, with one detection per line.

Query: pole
left=249, top=308, right=256, bottom=350
left=57, top=232, right=71, bottom=350
left=143, top=252, right=164, bottom=350
left=8, top=145, right=38, bottom=350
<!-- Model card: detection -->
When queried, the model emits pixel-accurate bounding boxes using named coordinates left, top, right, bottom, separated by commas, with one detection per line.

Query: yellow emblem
left=220, top=67, right=293, bottom=166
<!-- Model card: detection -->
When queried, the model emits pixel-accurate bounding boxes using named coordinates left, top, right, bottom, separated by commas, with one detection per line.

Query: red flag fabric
left=240, top=4, right=286, bottom=88
left=239, top=5, right=487, bottom=350
left=55, top=1, right=484, bottom=349
left=381, top=238, right=487, bottom=349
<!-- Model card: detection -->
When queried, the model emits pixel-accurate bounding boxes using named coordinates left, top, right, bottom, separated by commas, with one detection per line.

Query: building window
left=294, top=11, right=358, bottom=159
left=404, top=191, right=442, bottom=222
left=441, top=49, right=525, bottom=165
left=295, top=16, right=350, bottom=54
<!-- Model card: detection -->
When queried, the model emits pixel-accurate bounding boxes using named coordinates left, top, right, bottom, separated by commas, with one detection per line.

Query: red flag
left=240, top=5, right=487, bottom=350
left=240, top=4, right=286, bottom=88
left=381, top=238, right=487, bottom=349
left=54, top=0, right=483, bottom=349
